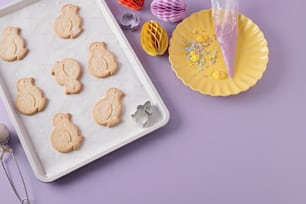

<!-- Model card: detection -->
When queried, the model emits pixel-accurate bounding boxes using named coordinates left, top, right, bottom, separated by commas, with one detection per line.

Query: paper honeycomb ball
left=118, top=0, right=145, bottom=10
left=151, top=0, right=187, bottom=23
left=140, top=20, right=169, bottom=56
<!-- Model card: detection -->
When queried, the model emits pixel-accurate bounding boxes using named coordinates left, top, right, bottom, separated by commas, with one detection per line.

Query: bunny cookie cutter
left=131, top=101, right=153, bottom=128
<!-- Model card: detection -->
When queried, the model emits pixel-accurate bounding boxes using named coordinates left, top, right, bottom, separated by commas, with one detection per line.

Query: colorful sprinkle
left=184, top=30, right=227, bottom=80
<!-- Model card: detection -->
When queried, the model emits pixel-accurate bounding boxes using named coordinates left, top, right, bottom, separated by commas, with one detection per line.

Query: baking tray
left=0, top=0, right=169, bottom=182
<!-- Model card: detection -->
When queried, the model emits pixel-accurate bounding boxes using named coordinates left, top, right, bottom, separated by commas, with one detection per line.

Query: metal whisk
left=0, top=124, right=30, bottom=204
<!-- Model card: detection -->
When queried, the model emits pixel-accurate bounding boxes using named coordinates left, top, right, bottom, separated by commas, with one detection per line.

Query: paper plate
left=168, top=10, right=269, bottom=96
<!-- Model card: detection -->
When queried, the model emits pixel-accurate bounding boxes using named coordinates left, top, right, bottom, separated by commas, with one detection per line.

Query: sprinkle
left=184, top=31, right=220, bottom=79
left=212, top=70, right=227, bottom=80
left=190, top=55, right=200, bottom=62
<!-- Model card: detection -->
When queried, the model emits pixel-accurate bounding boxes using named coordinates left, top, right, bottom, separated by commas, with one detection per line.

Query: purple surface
left=1, top=0, right=306, bottom=203
left=0, top=0, right=12, bottom=7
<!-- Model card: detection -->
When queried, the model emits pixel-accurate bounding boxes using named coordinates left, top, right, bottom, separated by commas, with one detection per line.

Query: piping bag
left=211, top=0, right=239, bottom=78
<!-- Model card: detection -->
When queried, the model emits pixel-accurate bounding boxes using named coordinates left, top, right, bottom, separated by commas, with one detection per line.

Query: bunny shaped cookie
left=0, top=27, right=28, bottom=61
left=88, top=42, right=119, bottom=78
left=51, top=113, right=84, bottom=153
left=54, top=4, right=83, bottom=39
left=93, top=88, right=124, bottom=127
left=16, top=78, right=47, bottom=115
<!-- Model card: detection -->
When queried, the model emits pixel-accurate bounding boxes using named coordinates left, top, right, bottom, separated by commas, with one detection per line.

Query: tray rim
left=0, top=0, right=170, bottom=182
left=0, top=0, right=39, bottom=16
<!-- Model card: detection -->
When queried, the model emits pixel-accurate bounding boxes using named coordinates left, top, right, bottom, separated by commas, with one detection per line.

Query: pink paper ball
left=151, top=0, right=187, bottom=23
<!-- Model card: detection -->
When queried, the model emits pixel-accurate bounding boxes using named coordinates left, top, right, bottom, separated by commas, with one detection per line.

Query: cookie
left=0, top=27, right=28, bottom=61
left=93, top=88, right=124, bottom=127
left=16, top=78, right=47, bottom=115
left=51, top=113, right=84, bottom=153
left=51, top=58, right=83, bottom=94
left=54, top=4, right=83, bottom=39
left=88, top=42, right=119, bottom=78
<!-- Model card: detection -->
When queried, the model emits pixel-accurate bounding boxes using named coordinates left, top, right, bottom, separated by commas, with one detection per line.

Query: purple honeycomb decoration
left=151, top=0, right=187, bottom=23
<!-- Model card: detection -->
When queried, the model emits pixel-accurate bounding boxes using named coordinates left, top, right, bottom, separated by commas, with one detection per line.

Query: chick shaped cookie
left=51, top=58, right=83, bottom=94
left=16, top=78, right=47, bottom=115
left=54, top=4, right=83, bottom=39
left=0, top=27, right=28, bottom=62
left=93, top=88, right=124, bottom=127
left=88, top=42, right=119, bottom=78
left=51, top=113, right=84, bottom=153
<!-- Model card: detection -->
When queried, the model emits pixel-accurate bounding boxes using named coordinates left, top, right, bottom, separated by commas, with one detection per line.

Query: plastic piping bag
left=211, top=0, right=239, bottom=78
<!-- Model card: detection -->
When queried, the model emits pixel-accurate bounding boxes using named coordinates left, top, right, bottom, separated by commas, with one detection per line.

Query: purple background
left=0, top=0, right=11, bottom=6
left=1, top=0, right=306, bottom=203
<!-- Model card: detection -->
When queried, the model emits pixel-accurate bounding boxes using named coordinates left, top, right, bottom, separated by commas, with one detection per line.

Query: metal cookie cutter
left=119, top=12, right=140, bottom=32
left=0, top=124, right=30, bottom=204
left=131, top=101, right=153, bottom=128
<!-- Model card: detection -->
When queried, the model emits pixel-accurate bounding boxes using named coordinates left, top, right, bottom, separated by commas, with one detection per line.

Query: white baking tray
left=0, top=0, right=169, bottom=182
left=0, top=0, right=38, bottom=16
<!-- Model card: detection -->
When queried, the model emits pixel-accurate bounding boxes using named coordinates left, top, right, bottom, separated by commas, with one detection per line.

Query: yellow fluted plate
left=169, top=10, right=269, bottom=96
